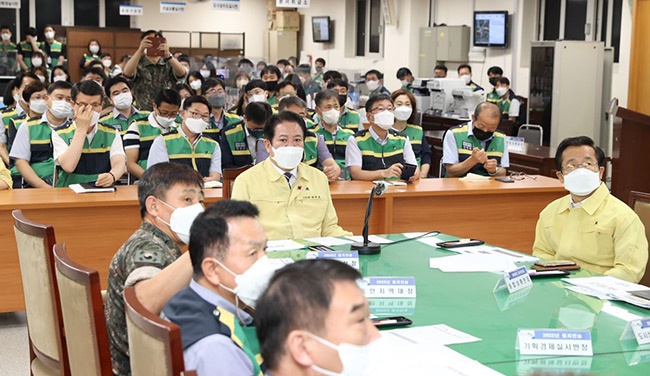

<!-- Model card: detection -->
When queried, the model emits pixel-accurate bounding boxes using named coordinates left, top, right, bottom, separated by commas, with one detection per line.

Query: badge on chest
left=462, top=141, right=473, bottom=151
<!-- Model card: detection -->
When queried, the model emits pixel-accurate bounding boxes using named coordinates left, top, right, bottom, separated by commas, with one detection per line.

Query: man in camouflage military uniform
left=123, top=30, right=187, bottom=111
left=105, top=162, right=204, bottom=375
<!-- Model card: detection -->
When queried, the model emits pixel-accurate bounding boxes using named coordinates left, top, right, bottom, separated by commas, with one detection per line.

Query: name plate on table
left=494, top=266, right=532, bottom=294
left=369, top=298, right=416, bottom=316
left=517, top=329, right=593, bottom=356
left=506, top=136, right=525, bottom=152
left=516, top=356, right=593, bottom=374
left=306, top=251, right=359, bottom=270
left=360, top=277, right=417, bottom=298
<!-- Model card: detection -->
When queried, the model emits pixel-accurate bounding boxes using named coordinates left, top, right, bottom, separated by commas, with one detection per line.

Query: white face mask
left=32, top=58, right=43, bottom=68
left=157, top=201, right=204, bottom=244
left=90, top=111, right=101, bottom=127
left=89, top=45, right=100, bottom=54
left=1, top=33, right=10, bottom=41
left=30, top=99, right=48, bottom=114
left=393, top=106, right=412, bottom=121
left=49, top=100, right=73, bottom=119
left=563, top=168, right=601, bottom=197
left=400, top=79, right=409, bottom=87
left=45, top=31, right=55, bottom=40
left=217, top=256, right=291, bottom=308
left=185, top=117, right=208, bottom=134
left=460, top=74, right=471, bottom=85
left=189, top=80, right=202, bottom=91
left=271, top=146, right=304, bottom=170
left=151, top=111, right=175, bottom=130
left=250, top=94, right=266, bottom=103
left=53, top=75, right=67, bottom=82
left=373, top=110, right=394, bottom=130
left=113, top=92, right=133, bottom=110
left=365, top=80, right=380, bottom=91
left=237, top=79, right=249, bottom=89
left=102, top=59, right=112, bottom=68
left=37, top=75, right=46, bottom=83
left=495, top=87, right=508, bottom=97
left=322, top=108, right=340, bottom=125
left=199, top=69, right=211, bottom=78
left=13, top=92, right=21, bottom=104
left=304, top=331, right=372, bottom=376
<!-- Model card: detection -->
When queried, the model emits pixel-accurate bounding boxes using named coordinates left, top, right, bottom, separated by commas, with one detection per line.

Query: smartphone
left=372, top=316, right=413, bottom=328
left=495, top=177, right=515, bottom=183
left=147, top=36, right=166, bottom=57
left=534, top=260, right=577, bottom=268
left=308, top=245, right=336, bottom=252
left=400, top=163, right=417, bottom=181
left=528, top=270, right=570, bottom=279
left=436, top=239, right=485, bottom=248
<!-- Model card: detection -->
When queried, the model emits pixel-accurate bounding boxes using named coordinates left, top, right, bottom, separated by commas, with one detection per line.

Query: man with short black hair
left=42, top=25, right=65, bottom=67
left=0, top=25, right=18, bottom=73
left=327, top=79, right=360, bottom=129
left=147, top=95, right=222, bottom=181
left=101, top=75, right=139, bottom=135
left=396, top=67, right=414, bottom=89
left=533, top=136, right=648, bottom=283
left=124, top=89, right=181, bottom=179
left=202, top=77, right=240, bottom=141
left=442, top=102, right=508, bottom=177
left=52, top=81, right=126, bottom=187
left=80, top=66, right=106, bottom=86
left=232, top=111, right=351, bottom=240
left=256, top=259, right=380, bottom=375
left=457, top=64, right=483, bottom=92
left=1, top=72, right=38, bottom=165
left=123, top=30, right=187, bottom=110
left=164, top=200, right=280, bottom=376
left=16, top=27, right=43, bottom=71
left=346, top=94, right=420, bottom=181
left=490, top=77, right=520, bottom=121
left=314, top=57, right=326, bottom=83
left=106, top=162, right=204, bottom=376
left=364, top=69, right=390, bottom=97
left=10, top=80, right=73, bottom=188
left=313, top=90, right=354, bottom=173
left=261, top=65, right=282, bottom=107
left=220, top=101, right=273, bottom=169
left=434, top=64, right=448, bottom=78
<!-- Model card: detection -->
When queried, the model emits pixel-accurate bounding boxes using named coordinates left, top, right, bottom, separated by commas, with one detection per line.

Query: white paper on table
left=446, top=245, right=539, bottom=263
left=302, top=237, right=353, bottom=246
left=429, top=253, right=517, bottom=272
left=562, top=276, right=650, bottom=309
left=345, top=235, right=393, bottom=244
left=363, top=335, right=502, bottom=376
left=460, top=173, right=492, bottom=182
left=203, top=180, right=222, bottom=188
left=386, top=324, right=481, bottom=346
left=601, top=302, right=643, bottom=322
left=266, top=239, right=306, bottom=252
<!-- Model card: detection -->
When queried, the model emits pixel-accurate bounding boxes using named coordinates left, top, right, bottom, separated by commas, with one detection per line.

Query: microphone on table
left=351, top=181, right=389, bottom=255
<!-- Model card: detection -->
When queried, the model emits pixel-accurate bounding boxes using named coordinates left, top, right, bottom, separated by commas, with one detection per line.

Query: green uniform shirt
left=314, top=125, right=354, bottom=170
left=100, top=108, right=142, bottom=136
left=17, top=40, right=43, bottom=70
left=340, top=109, right=361, bottom=131
left=43, top=40, right=64, bottom=67
left=163, top=130, right=218, bottom=177
left=447, top=124, right=505, bottom=177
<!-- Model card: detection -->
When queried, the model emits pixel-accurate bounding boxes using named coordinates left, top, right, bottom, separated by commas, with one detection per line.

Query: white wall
left=132, top=0, right=268, bottom=60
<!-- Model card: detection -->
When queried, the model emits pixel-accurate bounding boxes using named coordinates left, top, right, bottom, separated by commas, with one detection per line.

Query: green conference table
left=278, top=233, right=650, bottom=374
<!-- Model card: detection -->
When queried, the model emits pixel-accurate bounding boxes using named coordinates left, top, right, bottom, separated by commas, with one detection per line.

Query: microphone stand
left=351, top=182, right=386, bottom=255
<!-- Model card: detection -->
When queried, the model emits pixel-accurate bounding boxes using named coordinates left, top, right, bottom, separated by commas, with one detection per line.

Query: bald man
left=442, top=102, right=509, bottom=177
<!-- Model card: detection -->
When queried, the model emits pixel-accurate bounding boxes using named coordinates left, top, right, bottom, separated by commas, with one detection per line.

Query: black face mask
left=337, top=94, right=347, bottom=107
left=473, top=127, right=494, bottom=141
left=248, top=128, right=264, bottom=139
left=489, top=77, right=499, bottom=87
left=265, top=80, right=278, bottom=92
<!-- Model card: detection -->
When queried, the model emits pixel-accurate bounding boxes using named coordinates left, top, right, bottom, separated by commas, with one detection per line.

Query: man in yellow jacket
left=232, top=111, right=351, bottom=240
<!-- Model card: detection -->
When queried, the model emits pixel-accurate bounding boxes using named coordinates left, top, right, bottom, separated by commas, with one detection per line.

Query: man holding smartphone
left=123, top=30, right=187, bottom=111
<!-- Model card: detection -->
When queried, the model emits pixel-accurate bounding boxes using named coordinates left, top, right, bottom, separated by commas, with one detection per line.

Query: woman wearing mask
left=234, top=71, right=250, bottom=91
left=30, top=51, right=46, bottom=70
left=100, top=53, right=113, bottom=77
left=391, top=89, right=431, bottom=178
left=31, top=65, right=49, bottom=85
left=187, top=71, right=205, bottom=95
left=80, top=39, right=101, bottom=68
left=50, top=66, right=71, bottom=83
left=260, top=65, right=282, bottom=107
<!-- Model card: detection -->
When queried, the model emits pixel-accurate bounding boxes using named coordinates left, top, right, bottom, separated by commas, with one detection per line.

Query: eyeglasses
left=509, top=172, right=537, bottom=181
left=187, top=110, right=210, bottom=122
left=562, top=160, right=598, bottom=173
left=370, top=107, right=395, bottom=113
left=205, top=88, right=225, bottom=96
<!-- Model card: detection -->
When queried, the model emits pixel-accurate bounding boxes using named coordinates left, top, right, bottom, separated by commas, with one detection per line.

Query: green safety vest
left=303, top=131, right=318, bottom=167
left=46, top=40, right=63, bottom=67
left=223, top=121, right=256, bottom=167
left=203, top=111, right=241, bottom=143
left=340, top=109, right=360, bottom=131
left=400, top=124, right=424, bottom=167
left=100, top=109, right=144, bottom=136
left=447, top=124, right=505, bottom=177
left=314, top=125, right=354, bottom=170
left=7, top=114, right=28, bottom=177
left=55, top=123, right=117, bottom=187
left=123, top=112, right=163, bottom=170
left=18, top=40, right=43, bottom=69
left=163, top=130, right=217, bottom=177
left=354, top=129, right=407, bottom=172
left=24, top=118, right=56, bottom=180
left=486, top=90, right=514, bottom=117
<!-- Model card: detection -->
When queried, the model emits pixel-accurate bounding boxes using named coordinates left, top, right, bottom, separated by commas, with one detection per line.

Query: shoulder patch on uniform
left=134, top=249, right=164, bottom=265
